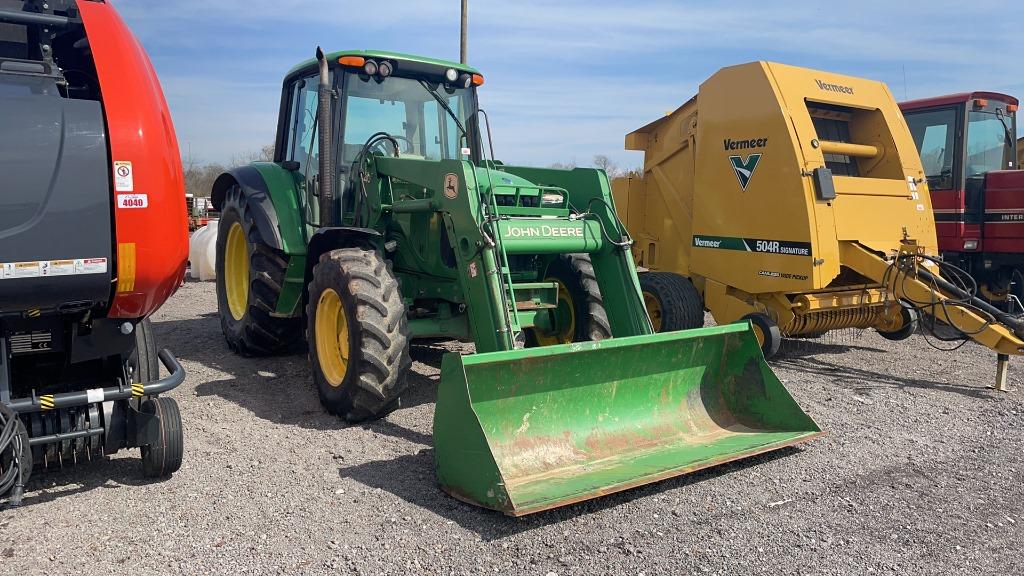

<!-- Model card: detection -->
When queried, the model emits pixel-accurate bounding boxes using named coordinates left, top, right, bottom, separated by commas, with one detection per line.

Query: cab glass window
left=966, top=110, right=1014, bottom=176
left=285, top=75, right=320, bottom=178
left=905, top=108, right=957, bottom=190
left=341, top=73, right=475, bottom=164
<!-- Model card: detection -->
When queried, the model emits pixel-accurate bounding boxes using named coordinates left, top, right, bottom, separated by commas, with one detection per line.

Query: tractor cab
left=272, top=51, right=484, bottom=228
left=902, top=92, right=1024, bottom=301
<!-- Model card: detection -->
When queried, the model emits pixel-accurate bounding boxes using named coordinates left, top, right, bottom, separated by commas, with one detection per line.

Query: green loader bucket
left=433, top=323, right=822, bottom=516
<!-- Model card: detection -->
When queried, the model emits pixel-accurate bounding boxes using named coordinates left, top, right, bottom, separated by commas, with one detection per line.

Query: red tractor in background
left=0, top=0, right=188, bottom=507
left=901, top=92, right=1023, bottom=306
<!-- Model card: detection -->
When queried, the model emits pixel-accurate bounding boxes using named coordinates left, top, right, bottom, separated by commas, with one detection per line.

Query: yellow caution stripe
left=26, top=309, right=41, bottom=318
left=39, top=395, right=55, bottom=410
left=131, top=383, right=145, bottom=398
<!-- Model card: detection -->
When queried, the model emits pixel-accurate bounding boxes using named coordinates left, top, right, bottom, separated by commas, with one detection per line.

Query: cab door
left=904, top=105, right=965, bottom=253
left=281, top=73, right=322, bottom=228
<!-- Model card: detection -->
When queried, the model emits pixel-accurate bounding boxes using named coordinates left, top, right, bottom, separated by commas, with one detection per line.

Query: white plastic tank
left=188, top=221, right=219, bottom=281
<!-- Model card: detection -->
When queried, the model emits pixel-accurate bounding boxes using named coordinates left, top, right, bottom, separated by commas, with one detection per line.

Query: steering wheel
left=376, top=135, right=414, bottom=155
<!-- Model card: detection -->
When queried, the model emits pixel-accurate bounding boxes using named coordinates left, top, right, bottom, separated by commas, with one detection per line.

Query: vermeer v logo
left=729, top=154, right=762, bottom=190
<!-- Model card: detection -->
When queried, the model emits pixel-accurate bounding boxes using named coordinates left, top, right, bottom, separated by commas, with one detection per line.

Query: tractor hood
left=475, top=168, right=537, bottom=192
left=0, top=73, right=113, bottom=313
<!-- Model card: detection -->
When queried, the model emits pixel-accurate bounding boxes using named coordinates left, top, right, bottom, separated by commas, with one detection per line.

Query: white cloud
left=112, top=0, right=1023, bottom=168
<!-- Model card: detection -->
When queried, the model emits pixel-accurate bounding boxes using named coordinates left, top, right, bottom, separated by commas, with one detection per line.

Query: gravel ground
left=2, top=279, right=1022, bottom=575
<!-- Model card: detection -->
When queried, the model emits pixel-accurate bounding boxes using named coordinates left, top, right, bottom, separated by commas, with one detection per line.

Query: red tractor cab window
left=905, top=107, right=960, bottom=191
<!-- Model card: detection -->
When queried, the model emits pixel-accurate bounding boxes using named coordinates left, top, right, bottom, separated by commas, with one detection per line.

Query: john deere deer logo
left=443, top=173, right=459, bottom=200
left=729, top=154, right=762, bottom=191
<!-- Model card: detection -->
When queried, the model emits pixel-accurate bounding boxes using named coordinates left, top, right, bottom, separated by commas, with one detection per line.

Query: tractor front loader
left=211, top=49, right=821, bottom=515
left=614, top=62, right=1024, bottom=387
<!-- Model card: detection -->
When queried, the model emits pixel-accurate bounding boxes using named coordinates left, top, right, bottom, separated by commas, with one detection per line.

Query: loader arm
left=841, top=242, right=1024, bottom=355
left=371, top=156, right=517, bottom=353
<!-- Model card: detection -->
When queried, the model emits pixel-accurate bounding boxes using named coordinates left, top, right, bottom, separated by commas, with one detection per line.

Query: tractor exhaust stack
left=316, top=47, right=335, bottom=227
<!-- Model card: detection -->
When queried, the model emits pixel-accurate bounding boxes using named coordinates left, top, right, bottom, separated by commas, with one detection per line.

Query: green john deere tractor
left=211, top=48, right=821, bottom=516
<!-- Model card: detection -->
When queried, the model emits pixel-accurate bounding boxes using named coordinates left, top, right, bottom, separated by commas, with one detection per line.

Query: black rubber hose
left=915, top=263, right=1024, bottom=340
left=0, top=403, right=30, bottom=508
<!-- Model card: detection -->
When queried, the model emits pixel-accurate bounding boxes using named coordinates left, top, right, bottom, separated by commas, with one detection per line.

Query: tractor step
left=510, top=282, right=558, bottom=312
left=515, top=301, right=557, bottom=311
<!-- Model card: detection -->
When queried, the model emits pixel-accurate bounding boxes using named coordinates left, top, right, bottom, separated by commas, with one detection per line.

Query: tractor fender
left=304, top=227, right=383, bottom=287
left=211, top=166, right=286, bottom=251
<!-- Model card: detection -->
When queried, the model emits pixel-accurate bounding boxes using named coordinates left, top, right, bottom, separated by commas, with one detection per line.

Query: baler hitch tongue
left=432, top=323, right=821, bottom=515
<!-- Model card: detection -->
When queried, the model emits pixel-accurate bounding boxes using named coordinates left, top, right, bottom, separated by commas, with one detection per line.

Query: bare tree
left=549, top=160, right=577, bottom=170
left=228, top=144, right=276, bottom=168
left=592, top=154, right=619, bottom=177
left=182, top=154, right=207, bottom=197
left=183, top=144, right=274, bottom=198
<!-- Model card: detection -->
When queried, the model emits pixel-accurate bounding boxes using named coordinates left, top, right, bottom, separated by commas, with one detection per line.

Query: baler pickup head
left=433, top=323, right=821, bottom=516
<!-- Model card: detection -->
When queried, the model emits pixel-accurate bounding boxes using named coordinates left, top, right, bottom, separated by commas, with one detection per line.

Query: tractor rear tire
left=140, top=397, right=183, bottom=478
left=531, top=254, right=612, bottom=345
left=742, top=313, right=781, bottom=359
left=216, top=185, right=302, bottom=356
left=639, top=272, right=704, bottom=333
left=307, top=248, right=412, bottom=423
left=877, top=305, right=918, bottom=341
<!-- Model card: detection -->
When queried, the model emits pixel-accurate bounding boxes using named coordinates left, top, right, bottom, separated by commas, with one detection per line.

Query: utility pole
left=460, top=0, right=468, bottom=64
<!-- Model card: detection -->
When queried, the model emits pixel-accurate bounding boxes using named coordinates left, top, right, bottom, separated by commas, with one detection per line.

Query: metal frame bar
left=4, top=349, right=185, bottom=414
left=0, top=10, right=71, bottom=28
left=0, top=338, right=10, bottom=405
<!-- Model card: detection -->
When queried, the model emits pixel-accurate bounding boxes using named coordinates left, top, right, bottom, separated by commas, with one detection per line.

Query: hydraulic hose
left=0, top=403, right=30, bottom=508
left=915, top=264, right=1024, bottom=340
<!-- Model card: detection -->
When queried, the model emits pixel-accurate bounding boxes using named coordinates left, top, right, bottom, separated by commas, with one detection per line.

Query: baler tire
left=877, top=305, right=918, bottom=342
left=743, top=313, right=781, bottom=359
left=140, top=397, right=183, bottom=478
left=131, top=318, right=159, bottom=382
left=307, top=248, right=412, bottom=423
left=533, top=254, right=612, bottom=344
left=639, top=272, right=704, bottom=333
left=216, top=185, right=302, bottom=356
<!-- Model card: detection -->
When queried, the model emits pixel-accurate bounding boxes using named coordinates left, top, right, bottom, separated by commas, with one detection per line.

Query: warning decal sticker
left=0, top=258, right=108, bottom=280
left=114, top=161, right=134, bottom=192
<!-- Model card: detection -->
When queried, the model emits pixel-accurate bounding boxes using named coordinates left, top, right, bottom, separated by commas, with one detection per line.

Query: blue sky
left=116, top=0, right=1023, bottom=171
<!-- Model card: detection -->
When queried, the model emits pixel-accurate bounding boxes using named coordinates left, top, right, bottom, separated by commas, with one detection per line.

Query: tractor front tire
left=307, top=248, right=412, bottom=423
left=531, top=254, right=612, bottom=346
left=639, top=272, right=704, bottom=333
left=216, top=185, right=302, bottom=356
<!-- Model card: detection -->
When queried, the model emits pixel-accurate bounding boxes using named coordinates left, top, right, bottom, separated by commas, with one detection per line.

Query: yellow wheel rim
left=979, top=283, right=1007, bottom=302
left=751, top=322, right=766, bottom=348
left=316, top=288, right=350, bottom=387
left=535, top=280, right=576, bottom=346
left=224, top=222, right=249, bottom=321
left=643, top=290, right=663, bottom=332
